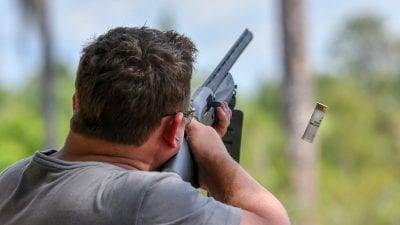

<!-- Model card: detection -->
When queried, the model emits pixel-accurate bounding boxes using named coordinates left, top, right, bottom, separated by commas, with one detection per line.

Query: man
left=0, top=27, right=290, bottom=225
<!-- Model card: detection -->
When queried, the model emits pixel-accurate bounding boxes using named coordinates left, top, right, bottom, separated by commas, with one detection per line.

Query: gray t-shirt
left=0, top=150, right=241, bottom=225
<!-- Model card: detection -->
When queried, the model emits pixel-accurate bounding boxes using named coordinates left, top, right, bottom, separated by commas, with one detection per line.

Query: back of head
left=71, top=27, right=197, bottom=145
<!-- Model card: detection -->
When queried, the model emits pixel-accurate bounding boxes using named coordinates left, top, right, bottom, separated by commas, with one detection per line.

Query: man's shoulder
left=0, top=157, right=32, bottom=179
left=113, top=170, right=185, bottom=193
left=0, top=156, right=32, bottom=195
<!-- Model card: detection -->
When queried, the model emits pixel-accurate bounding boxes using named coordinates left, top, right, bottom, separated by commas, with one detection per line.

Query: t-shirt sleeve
left=136, top=173, right=242, bottom=225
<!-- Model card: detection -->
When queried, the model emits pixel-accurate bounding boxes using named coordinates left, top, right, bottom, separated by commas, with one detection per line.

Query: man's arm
left=186, top=120, right=290, bottom=225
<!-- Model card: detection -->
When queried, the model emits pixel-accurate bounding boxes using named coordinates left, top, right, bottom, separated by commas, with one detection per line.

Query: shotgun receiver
left=162, top=29, right=253, bottom=187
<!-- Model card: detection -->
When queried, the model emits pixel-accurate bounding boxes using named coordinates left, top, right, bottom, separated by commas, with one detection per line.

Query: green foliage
left=0, top=65, right=74, bottom=169
left=238, top=75, right=400, bottom=225
left=330, top=13, right=400, bottom=80
left=54, top=65, right=75, bottom=145
left=240, top=82, right=290, bottom=197
left=309, top=14, right=400, bottom=224
left=315, top=75, right=400, bottom=225
left=0, top=87, right=43, bottom=169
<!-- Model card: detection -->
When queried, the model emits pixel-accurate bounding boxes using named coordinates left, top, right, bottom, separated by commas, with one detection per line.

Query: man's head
left=71, top=27, right=197, bottom=145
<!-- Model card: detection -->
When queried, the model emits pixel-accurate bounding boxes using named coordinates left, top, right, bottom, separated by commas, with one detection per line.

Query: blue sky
left=1, top=0, right=400, bottom=95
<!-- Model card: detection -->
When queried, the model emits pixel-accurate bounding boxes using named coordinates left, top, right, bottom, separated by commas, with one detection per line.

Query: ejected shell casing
left=302, top=102, right=328, bottom=143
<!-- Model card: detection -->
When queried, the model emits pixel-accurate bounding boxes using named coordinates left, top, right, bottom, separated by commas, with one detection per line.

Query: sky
left=1, top=0, right=400, bottom=96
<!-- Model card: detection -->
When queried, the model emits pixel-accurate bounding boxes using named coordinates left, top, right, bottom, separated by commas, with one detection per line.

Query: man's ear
left=163, top=112, right=184, bottom=148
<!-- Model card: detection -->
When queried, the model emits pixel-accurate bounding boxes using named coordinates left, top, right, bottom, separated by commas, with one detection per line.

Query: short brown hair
left=71, top=27, right=197, bottom=145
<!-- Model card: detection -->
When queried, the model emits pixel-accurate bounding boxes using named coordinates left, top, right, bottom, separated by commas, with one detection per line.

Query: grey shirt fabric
left=0, top=150, right=241, bottom=225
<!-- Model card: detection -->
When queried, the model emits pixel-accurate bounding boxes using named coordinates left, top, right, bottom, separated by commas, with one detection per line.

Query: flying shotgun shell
left=302, top=102, right=328, bottom=143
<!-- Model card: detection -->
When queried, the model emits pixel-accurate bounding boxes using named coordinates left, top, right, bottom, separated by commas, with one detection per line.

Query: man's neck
left=53, top=132, right=157, bottom=171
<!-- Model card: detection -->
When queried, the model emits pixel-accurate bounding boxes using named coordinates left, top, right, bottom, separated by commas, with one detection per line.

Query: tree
left=280, top=0, right=316, bottom=224
left=330, top=14, right=400, bottom=79
left=17, top=0, right=57, bottom=148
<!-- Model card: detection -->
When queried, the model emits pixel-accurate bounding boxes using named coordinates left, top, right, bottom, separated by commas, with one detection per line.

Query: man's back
left=0, top=150, right=240, bottom=225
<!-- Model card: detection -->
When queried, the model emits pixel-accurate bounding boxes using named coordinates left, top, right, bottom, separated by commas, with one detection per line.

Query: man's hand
left=185, top=115, right=290, bottom=225
left=186, top=119, right=229, bottom=165
left=185, top=119, right=232, bottom=190
left=212, top=102, right=232, bottom=137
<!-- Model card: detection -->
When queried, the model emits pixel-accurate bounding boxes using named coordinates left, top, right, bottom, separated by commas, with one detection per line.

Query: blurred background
left=1, top=0, right=399, bottom=224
